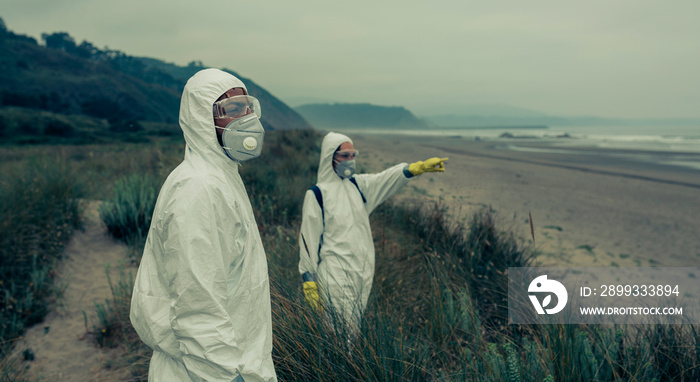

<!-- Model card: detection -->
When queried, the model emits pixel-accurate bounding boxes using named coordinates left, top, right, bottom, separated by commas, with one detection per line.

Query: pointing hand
left=409, top=157, right=449, bottom=176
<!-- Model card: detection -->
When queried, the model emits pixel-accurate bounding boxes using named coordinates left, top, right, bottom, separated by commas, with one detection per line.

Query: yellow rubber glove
left=303, top=281, right=322, bottom=313
left=409, top=157, right=449, bottom=176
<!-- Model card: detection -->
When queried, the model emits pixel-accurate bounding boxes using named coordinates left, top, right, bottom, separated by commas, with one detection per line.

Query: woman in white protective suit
left=298, top=131, right=448, bottom=331
left=130, top=68, right=277, bottom=381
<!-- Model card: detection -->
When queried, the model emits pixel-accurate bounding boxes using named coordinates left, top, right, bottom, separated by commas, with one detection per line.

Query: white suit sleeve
left=355, top=163, right=411, bottom=213
left=161, top=182, right=247, bottom=381
left=298, top=189, right=323, bottom=280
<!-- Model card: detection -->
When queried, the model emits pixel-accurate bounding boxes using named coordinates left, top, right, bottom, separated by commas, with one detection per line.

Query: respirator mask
left=333, top=149, right=358, bottom=178
left=213, top=95, right=264, bottom=162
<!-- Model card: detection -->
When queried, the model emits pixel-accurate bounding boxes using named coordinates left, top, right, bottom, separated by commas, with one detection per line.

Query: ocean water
left=479, top=125, right=700, bottom=171
left=339, top=125, right=700, bottom=171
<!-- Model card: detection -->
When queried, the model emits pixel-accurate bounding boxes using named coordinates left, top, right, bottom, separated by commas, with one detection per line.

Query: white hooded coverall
left=298, top=132, right=412, bottom=329
left=130, top=69, right=277, bottom=382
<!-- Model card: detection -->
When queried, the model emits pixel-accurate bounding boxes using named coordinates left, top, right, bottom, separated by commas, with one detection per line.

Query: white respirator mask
left=218, top=114, right=265, bottom=162
left=333, top=159, right=354, bottom=178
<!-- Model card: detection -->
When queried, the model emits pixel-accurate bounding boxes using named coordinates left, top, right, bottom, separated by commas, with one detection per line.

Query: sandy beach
left=345, top=131, right=700, bottom=268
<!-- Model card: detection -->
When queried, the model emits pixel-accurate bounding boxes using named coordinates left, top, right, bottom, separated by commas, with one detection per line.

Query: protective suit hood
left=318, top=132, right=353, bottom=183
left=180, top=68, right=246, bottom=164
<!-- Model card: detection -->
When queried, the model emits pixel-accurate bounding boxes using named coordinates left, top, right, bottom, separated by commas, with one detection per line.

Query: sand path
left=15, top=200, right=134, bottom=381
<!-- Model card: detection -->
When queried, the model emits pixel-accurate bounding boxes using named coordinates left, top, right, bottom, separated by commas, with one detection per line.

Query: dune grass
left=98, top=174, right=159, bottom=261
left=95, top=129, right=698, bottom=381
left=2, top=130, right=697, bottom=381
left=0, top=158, right=83, bottom=379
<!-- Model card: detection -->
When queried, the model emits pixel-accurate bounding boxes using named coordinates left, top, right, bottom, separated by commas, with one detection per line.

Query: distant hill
left=0, top=21, right=311, bottom=143
left=295, top=103, right=428, bottom=129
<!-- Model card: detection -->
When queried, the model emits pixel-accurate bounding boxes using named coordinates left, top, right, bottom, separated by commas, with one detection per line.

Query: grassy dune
left=2, top=130, right=698, bottom=381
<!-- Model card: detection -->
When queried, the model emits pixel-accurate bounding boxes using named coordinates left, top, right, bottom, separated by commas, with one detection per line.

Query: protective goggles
left=334, top=149, right=358, bottom=160
left=213, top=95, right=262, bottom=120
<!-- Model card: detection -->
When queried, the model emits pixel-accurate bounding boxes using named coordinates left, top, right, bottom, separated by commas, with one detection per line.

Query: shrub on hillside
left=109, top=119, right=143, bottom=133
left=44, top=119, right=75, bottom=137
left=1, top=91, right=36, bottom=108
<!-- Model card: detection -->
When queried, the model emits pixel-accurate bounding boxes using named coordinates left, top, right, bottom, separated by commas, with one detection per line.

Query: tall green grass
left=91, top=265, right=151, bottom=380
left=370, top=202, right=532, bottom=331
left=98, top=174, right=159, bottom=260
left=0, top=138, right=183, bottom=201
left=91, top=129, right=698, bottom=381
left=0, top=158, right=83, bottom=377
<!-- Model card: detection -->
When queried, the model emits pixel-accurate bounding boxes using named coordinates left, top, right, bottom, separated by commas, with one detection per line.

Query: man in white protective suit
left=130, top=68, right=277, bottom=381
left=298, top=131, right=448, bottom=332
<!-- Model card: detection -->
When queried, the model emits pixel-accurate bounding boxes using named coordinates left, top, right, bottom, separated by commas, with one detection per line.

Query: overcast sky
left=4, top=1, right=700, bottom=119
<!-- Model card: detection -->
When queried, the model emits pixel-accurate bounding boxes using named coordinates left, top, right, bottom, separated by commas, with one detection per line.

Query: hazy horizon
left=3, top=1, right=700, bottom=119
